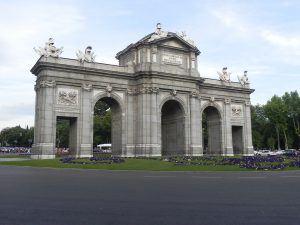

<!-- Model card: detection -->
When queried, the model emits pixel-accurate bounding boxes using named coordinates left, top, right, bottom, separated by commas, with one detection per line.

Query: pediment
left=159, top=39, right=190, bottom=50
left=147, top=33, right=200, bottom=55
left=116, top=32, right=200, bottom=60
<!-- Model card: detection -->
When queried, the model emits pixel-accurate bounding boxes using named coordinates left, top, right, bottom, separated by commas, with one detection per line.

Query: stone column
left=150, top=88, right=160, bottom=156
left=189, top=92, right=202, bottom=156
left=125, top=88, right=136, bottom=157
left=31, top=80, right=56, bottom=159
left=78, top=84, right=93, bottom=158
left=136, top=87, right=160, bottom=156
left=136, top=87, right=147, bottom=156
left=244, top=101, right=254, bottom=155
left=224, top=99, right=233, bottom=156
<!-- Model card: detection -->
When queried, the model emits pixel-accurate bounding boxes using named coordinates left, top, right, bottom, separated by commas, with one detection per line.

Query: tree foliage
left=93, top=101, right=111, bottom=147
left=252, top=91, right=300, bottom=150
left=56, top=119, right=70, bottom=148
left=0, top=125, right=34, bottom=147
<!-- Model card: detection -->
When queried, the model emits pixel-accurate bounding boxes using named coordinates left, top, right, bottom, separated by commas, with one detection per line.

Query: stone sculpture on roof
left=238, top=70, right=249, bottom=86
left=218, top=67, right=231, bottom=82
left=176, top=31, right=195, bottom=46
left=76, top=46, right=96, bottom=63
left=148, top=23, right=168, bottom=42
left=34, top=38, right=63, bottom=58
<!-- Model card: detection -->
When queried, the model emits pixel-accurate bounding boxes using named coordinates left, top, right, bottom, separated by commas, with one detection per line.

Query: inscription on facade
left=162, top=53, right=182, bottom=65
left=57, top=88, right=78, bottom=105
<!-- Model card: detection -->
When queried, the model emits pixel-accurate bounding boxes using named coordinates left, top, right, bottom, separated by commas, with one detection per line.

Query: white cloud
left=261, top=30, right=300, bottom=48
left=0, top=1, right=85, bottom=130
left=210, top=7, right=249, bottom=37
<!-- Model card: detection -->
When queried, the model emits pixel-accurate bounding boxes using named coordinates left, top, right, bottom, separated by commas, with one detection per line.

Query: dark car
left=284, top=149, right=299, bottom=157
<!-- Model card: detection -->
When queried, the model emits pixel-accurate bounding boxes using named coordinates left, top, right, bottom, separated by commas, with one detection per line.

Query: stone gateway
left=31, top=24, right=254, bottom=159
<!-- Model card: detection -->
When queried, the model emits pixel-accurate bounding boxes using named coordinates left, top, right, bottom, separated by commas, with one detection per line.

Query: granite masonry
left=31, top=25, right=254, bottom=159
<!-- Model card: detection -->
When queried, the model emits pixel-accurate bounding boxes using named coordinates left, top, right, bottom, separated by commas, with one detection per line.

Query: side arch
left=200, top=101, right=223, bottom=120
left=92, top=91, right=124, bottom=113
left=92, top=91, right=125, bottom=156
left=200, top=101, right=224, bottom=155
left=159, top=95, right=187, bottom=116
left=159, top=96, right=187, bottom=155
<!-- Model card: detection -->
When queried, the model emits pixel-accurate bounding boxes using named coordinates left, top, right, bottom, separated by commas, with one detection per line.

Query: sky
left=0, top=0, right=300, bottom=130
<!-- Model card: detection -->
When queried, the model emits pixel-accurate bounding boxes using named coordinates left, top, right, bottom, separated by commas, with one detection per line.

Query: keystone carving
left=190, top=91, right=200, bottom=98
left=82, top=83, right=92, bottom=91
left=170, top=89, right=177, bottom=96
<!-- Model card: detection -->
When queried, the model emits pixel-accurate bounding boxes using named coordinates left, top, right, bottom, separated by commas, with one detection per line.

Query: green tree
left=282, top=91, right=300, bottom=141
left=251, top=104, right=268, bottom=149
left=264, top=95, right=289, bottom=150
left=267, top=137, right=276, bottom=150
left=56, top=119, right=69, bottom=148
left=93, top=101, right=111, bottom=147
left=0, top=126, right=34, bottom=147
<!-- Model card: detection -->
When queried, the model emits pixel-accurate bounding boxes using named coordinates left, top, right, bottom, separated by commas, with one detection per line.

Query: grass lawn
left=0, top=158, right=251, bottom=171
left=1, top=155, right=299, bottom=171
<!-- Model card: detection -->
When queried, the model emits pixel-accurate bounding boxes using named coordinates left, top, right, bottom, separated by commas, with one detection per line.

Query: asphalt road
left=1, top=166, right=300, bottom=225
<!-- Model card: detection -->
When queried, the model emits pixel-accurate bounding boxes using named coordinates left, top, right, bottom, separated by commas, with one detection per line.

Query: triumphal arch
left=31, top=24, right=254, bottom=159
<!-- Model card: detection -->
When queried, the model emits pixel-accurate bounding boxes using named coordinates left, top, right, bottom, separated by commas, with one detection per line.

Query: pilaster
left=79, top=83, right=93, bottom=158
left=244, top=101, right=254, bottom=155
left=31, top=80, right=56, bottom=159
left=224, top=98, right=234, bottom=156
left=189, top=92, right=203, bottom=156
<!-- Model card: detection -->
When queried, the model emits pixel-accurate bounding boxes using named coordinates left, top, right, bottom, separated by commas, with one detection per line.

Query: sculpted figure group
left=33, top=32, right=249, bottom=85
left=34, top=38, right=63, bottom=58
left=217, top=67, right=250, bottom=86
left=34, top=38, right=95, bottom=63
left=76, top=46, right=96, bottom=63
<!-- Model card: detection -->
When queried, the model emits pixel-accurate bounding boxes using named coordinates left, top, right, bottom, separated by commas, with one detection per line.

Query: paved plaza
left=1, top=166, right=300, bottom=225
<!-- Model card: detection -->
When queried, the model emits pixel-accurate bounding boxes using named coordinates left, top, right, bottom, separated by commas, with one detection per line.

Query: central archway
left=93, top=97, right=122, bottom=155
left=202, top=106, right=222, bottom=155
left=161, top=100, right=185, bottom=155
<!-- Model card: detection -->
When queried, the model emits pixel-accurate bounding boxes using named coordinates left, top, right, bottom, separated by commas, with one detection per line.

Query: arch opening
left=55, top=116, right=77, bottom=157
left=202, top=106, right=222, bottom=155
left=232, top=126, right=244, bottom=154
left=161, top=100, right=185, bottom=155
left=93, top=97, right=122, bottom=156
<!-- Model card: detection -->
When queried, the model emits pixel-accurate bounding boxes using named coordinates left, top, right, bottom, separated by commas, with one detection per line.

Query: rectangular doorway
left=232, top=126, right=244, bottom=155
left=56, top=116, right=78, bottom=156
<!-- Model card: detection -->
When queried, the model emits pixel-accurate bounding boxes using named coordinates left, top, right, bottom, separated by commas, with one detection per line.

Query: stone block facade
left=31, top=27, right=254, bottom=159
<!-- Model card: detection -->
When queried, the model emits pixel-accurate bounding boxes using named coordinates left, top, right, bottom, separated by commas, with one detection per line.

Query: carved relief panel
left=57, top=88, right=79, bottom=106
left=231, top=104, right=243, bottom=117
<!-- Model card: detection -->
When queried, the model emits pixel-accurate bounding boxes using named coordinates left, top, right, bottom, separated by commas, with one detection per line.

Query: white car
left=256, top=150, right=276, bottom=156
left=274, top=150, right=285, bottom=155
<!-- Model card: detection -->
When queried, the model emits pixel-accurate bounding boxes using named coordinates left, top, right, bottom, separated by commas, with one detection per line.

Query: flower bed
left=165, top=155, right=300, bottom=170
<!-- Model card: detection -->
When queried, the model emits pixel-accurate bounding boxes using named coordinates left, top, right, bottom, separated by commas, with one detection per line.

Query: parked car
left=256, top=150, right=276, bottom=156
left=95, top=144, right=112, bottom=153
left=284, top=149, right=299, bottom=157
left=270, top=150, right=286, bottom=155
